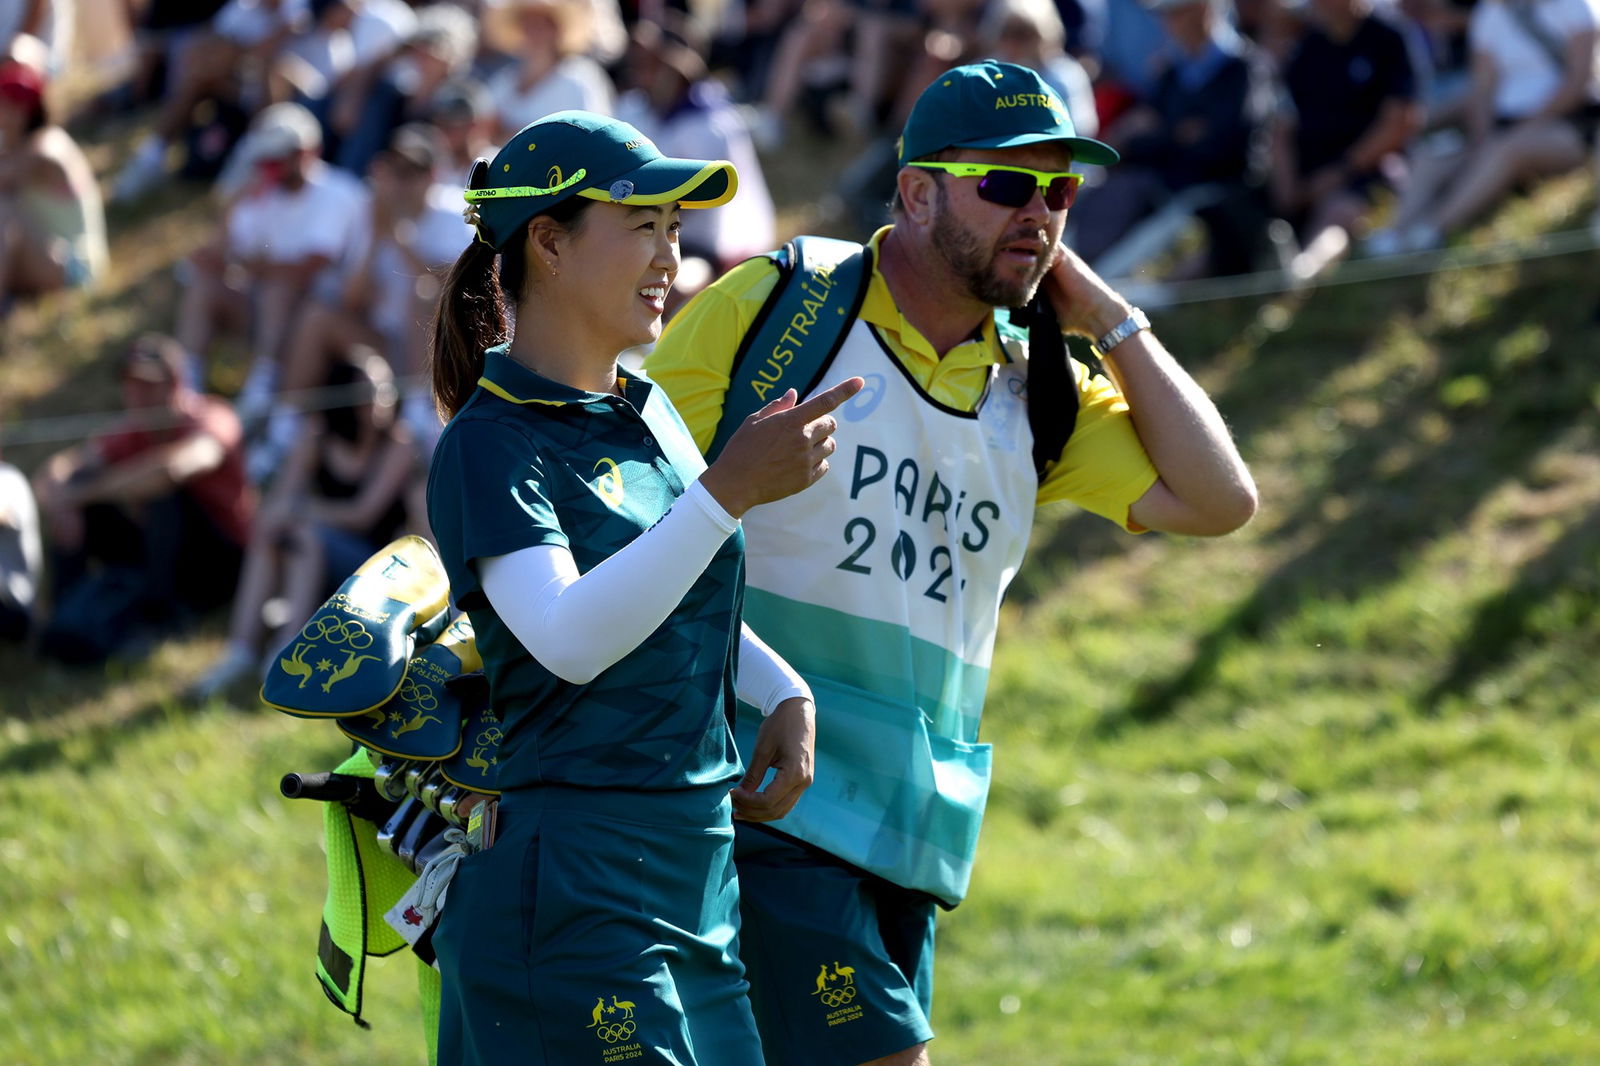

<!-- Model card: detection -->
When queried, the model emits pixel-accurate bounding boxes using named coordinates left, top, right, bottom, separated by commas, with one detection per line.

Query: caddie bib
left=734, top=321, right=1038, bottom=905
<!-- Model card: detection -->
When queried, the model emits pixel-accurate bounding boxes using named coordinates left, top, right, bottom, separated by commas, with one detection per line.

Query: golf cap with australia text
left=463, top=110, right=738, bottom=250
left=898, top=60, right=1119, bottom=167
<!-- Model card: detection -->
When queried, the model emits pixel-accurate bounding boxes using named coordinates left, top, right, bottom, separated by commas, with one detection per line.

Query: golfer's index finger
left=791, top=377, right=866, bottom=420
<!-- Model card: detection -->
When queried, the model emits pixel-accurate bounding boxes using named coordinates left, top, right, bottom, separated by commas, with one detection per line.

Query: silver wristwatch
left=1088, top=307, right=1151, bottom=360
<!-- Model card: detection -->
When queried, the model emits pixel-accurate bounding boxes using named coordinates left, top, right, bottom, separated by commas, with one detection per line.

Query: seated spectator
left=1072, top=0, right=1273, bottom=277
left=482, top=0, right=615, bottom=139
left=423, top=77, right=497, bottom=183
left=105, top=0, right=230, bottom=113
left=616, top=14, right=775, bottom=307
left=268, top=123, right=469, bottom=459
left=31, top=336, right=254, bottom=664
left=978, top=0, right=1099, bottom=141
left=174, top=102, right=368, bottom=431
left=1269, top=0, right=1424, bottom=279
left=0, top=58, right=108, bottom=311
left=188, top=350, right=415, bottom=700
left=0, top=448, right=42, bottom=642
left=328, top=2, right=477, bottom=175
left=1367, top=0, right=1599, bottom=254
left=113, top=0, right=314, bottom=201
left=275, top=0, right=417, bottom=147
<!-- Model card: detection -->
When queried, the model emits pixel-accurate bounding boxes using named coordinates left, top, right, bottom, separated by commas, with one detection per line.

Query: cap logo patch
left=547, top=165, right=564, bottom=185
left=623, top=140, right=645, bottom=150
left=608, top=179, right=635, bottom=201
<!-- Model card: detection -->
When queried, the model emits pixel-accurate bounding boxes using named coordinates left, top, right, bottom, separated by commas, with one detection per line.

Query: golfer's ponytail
left=430, top=239, right=511, bottom=420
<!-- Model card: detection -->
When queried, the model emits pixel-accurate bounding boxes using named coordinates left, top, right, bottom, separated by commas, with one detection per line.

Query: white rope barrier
left=3, top=225, right=1597, bottom=450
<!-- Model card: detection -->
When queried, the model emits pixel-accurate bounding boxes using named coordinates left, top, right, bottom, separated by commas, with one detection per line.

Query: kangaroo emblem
left=610, top=995, right=635, bottom=1019
left=586, top=996, right=606, bottom=1028
left=392, top=710, right=441, bottom=737
left=278, top=643, right=315, bottom=689
left=812, top=964, right=830, bottom=995
left=322, top=650, right=380, bottom=693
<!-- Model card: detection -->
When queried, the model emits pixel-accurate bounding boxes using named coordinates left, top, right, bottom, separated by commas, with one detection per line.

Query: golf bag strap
left=707, top=235, right=873, bottom=462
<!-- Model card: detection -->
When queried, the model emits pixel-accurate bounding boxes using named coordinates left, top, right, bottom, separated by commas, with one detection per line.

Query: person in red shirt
left=31, top=334, right=255, bottom=662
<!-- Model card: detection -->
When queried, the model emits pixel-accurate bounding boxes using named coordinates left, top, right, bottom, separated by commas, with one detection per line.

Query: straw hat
left=483, top=0, right=597, bottom=58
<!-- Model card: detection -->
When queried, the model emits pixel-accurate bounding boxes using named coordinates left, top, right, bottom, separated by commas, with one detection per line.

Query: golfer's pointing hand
left=699, top=377, right=865, bottom=517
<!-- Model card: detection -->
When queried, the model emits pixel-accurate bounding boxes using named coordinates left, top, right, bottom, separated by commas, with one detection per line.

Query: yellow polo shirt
left=646, top=227, right=1158, bottom=528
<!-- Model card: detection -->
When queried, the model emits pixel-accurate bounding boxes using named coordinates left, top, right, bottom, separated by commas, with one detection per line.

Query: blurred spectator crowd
left=0, top=0, right=1596, bottom=693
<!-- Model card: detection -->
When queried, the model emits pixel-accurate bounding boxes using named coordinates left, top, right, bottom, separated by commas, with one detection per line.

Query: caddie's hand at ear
left=1043, top=241, right=1135, bottom=341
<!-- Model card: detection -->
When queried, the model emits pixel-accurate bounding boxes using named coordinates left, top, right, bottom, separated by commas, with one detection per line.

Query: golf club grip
left=281, top=771, right=364, bottom=802
left=280, top=772, right=396, bottom=824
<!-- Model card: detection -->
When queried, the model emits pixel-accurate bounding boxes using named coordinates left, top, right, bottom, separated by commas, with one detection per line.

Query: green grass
left=4, top=119, right=1600, bottom=1062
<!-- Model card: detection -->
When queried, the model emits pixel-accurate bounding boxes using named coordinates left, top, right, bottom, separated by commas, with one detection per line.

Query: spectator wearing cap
left=328, top=2, right=477, bottom=175
left=1071, top=0, right=1275, bottom=277
left=616, top=14, right=774, bottom=307
left=1269, top=0, right=1424, bottom=278
left=31, top=334, right=255, bottom=664
left=482, top=0, right=616, bottom=139
left=174, top=101, right=369, bottom=431
left=266, top=122, right=471, bottom=461
left=424, top=77, right=497, bottom=183
left=1367, top=0, right=1600, bottom=255
left=112, top=0, right=315, bottom=202
left=0, top=57, right=108, bottom=309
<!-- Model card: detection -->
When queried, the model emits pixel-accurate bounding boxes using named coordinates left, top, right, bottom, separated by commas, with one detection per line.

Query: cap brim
left=575, top=157, right=738, bottom=209
left=954, top=132, right=1121, bottom=167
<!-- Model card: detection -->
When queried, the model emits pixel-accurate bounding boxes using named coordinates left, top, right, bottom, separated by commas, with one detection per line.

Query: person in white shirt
left=273, top=122, right=472, bottom=454
left=482, top=0, right=616, bottom=138
left=277, top=0, right=416, bottom=106
left=1368, top=0, right=1600, bottom=253
left=174, top=102, right=368, bottom=423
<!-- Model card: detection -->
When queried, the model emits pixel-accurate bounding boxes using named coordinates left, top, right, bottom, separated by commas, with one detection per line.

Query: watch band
left=1088, top=307, right=1151, bottom=360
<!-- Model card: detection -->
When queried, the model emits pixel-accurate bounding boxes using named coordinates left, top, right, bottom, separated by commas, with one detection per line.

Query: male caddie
left=647, top=61, right=1258, bottom=1065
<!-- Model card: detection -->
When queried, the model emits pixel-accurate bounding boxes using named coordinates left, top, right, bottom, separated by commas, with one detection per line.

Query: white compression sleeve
left=480, top=479, right=738, bottom=684
left=736, top=623, right=813, bottom=717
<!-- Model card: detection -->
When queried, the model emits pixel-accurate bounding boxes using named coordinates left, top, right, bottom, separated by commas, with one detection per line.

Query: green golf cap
left=464, top=109, right=739, bottom=250
left=898, top=60, right=1119, bottom=167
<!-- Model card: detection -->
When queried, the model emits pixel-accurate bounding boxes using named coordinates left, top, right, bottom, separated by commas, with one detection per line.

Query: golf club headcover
left=437, top=674, right=503, bottom=796
left=337, top=614, right=482, bottom=761
left=262, top=535, right=453, bottom=719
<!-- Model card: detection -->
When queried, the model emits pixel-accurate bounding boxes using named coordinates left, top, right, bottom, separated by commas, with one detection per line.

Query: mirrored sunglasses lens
left=974, top=169, right=1036, bottom=208
left=1044, top=176, right=1079, bottom=211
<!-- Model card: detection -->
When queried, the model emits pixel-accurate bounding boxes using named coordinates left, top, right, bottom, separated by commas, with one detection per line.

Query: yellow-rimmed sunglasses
left=907, top=161, right=1085, bottom=211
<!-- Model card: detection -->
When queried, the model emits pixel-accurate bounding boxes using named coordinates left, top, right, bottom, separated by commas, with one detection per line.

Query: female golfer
left=425, top=110, right=862, bottom=1065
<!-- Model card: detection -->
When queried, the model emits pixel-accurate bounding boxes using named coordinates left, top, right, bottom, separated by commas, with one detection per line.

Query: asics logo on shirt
left=592, top=457, right=625, bottom=508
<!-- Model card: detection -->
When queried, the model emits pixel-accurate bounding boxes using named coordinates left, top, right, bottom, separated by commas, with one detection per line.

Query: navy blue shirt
left=1285, top=13, right=1419, bottom=175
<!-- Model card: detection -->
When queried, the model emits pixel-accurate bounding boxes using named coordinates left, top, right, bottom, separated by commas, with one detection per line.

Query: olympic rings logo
left=398, top=679, right=439, bottom=712
left=596, top=1020, right=636, bottom=1043
left=299, top=615, right=374, bottom=649
left=475, top=726, right=504, bottom=747
left=819, top=986, right=856, bottom=1008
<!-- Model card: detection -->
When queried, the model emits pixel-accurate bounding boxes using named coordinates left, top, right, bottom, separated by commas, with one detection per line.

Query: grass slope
left=3, top=126, right=1599, bottom=1063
